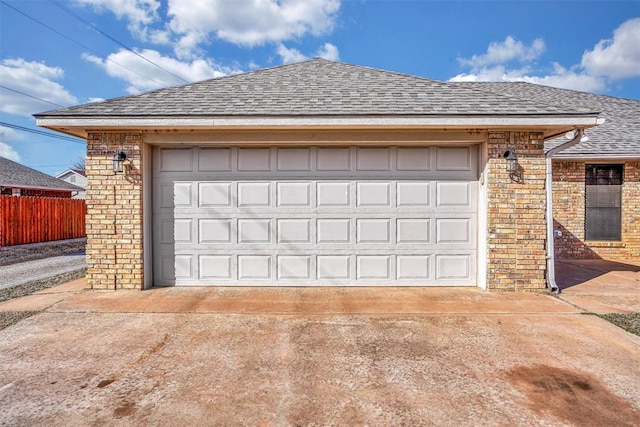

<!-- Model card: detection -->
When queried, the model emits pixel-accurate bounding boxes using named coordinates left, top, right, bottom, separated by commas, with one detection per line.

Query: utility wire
left=48, top=0, right=190, bottom=84
left=0, top=122, right=85, bottom=144
left=0, top=0, right=170, bottom=89
left=0, top=85, right=67, bottom=108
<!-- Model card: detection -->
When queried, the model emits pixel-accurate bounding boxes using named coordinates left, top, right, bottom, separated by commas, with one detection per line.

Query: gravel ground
left=0, top=253, right=86, bottom=290
left=0, top=310, right=42, bottom=331
left=0, top=255, right=86, bottom=330
left=599, top=313, right=640, bottom=337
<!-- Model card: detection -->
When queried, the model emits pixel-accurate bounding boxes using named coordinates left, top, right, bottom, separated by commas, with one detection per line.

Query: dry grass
left=598, top=313, right=640, bottom=337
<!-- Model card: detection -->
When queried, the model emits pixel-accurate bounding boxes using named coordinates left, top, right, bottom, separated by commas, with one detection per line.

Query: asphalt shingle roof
left=36, top=59, right=594, bottom=118
left=0, top=157, right=83, bottom=192
left=454, top=82, right=640, bottom=158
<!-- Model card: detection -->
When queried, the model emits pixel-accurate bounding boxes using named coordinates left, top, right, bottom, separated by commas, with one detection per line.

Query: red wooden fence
left=0, top=196, right=87, bottom=247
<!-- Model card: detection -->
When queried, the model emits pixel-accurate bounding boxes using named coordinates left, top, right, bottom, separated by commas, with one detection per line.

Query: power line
left=0, top=0, right=171, bottom=89
left=48, top=0, right=190, bottom=84
left=0, top=85, right=68, bottom=108
left=0, top=121, right=85, bottom=144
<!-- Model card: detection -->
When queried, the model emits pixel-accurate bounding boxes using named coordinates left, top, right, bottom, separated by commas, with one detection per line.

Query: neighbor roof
left=0, top=157, right=83, bottom=192
left=455, top=82, right=640, bottom=159
left=36, top=59, right=596, bottom=118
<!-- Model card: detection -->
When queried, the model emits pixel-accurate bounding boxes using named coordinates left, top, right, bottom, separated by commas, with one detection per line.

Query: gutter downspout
left=544, top=122, right=603, bottom=293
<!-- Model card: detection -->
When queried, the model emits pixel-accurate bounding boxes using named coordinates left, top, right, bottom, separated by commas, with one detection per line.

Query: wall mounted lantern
left=503, top=149, right=517, bottom=174
left=113, top=150, right=127, bottom=174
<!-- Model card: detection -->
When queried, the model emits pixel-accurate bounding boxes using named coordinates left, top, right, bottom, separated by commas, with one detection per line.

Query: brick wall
left=85, top=132, right=144, bottom=289
left=553, top=160, right=640, bottom=259
left=486, top=131, right=547, bottom=291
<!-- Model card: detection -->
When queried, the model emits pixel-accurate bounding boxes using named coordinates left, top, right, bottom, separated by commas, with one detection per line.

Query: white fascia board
left=36, top=115, right=603, bottom=129
left=552, top=154, right=640, bottom=160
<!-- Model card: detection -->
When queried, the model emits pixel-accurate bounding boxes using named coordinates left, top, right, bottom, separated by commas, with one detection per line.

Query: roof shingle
left=36, top=59, right=595, bottom=118
left=454, top=82, right=640, bottom=158
left=0, top=157, right=83, bottom=192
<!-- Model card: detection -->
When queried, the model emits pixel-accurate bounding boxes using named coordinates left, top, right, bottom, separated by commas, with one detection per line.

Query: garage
left=153, top=144, right=478, bottom=286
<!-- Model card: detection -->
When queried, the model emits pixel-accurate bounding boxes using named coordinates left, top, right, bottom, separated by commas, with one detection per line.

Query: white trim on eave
left=36, top=115, right=604, bottom=129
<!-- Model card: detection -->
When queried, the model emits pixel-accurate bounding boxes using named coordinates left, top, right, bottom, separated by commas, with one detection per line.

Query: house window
left=585, top=164, right=623, bottom=241
left=70, top=175, right=76, bottom=183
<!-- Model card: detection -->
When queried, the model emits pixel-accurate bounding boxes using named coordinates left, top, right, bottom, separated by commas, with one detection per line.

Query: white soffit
left=36, top=115, right=604, bottom=129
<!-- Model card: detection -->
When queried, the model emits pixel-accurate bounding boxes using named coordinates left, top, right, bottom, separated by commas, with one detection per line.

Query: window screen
left=585, top=164, right=623, bottom=241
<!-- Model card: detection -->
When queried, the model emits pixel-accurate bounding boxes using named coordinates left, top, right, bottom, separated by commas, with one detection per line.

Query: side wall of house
left=553, top=160, right=640, bottom=259
left=85, top=132, right=144, bottom=289
left=486, top=131, right=547, bottom=291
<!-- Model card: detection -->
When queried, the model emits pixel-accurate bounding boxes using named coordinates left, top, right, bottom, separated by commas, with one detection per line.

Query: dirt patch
left=506, top=365, right=640, bottom=426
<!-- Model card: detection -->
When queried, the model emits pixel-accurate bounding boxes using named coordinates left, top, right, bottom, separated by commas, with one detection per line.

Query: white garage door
left=153, top=146, right=478, bottom=286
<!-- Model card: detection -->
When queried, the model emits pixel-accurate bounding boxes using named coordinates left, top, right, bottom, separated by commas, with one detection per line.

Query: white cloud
left=83, top=48, right=237, bottom=93
left=168, top=0, right=341, bottom=57
left=450, top=63, right=606, bottom=93
left=316, top=42, right=339, bottom=61
left=0, top=58, right=77, bottom=116
left=277, top=45, right=307, bottom=64
left=451, top=19, right=640, bottom=93
left=0, top=142, right=21, bottom=162
left=277, top=42, right=339, bottom=64
left=459, top=36, right=545, bottom=68
left=581, top=17, right=640, bottom=79
left=0, top=127, right=22, bottom=162
left=74, top=0, right=161, bottom=39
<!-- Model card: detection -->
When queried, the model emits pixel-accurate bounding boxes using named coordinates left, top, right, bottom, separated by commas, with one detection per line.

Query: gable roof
left=56, top=169, right=87, bottom=179
left=37, top=59, right=596, bottom=118
left=0, top=157, right=84, bottom=192
left=453, top=82, right=640, bottom=159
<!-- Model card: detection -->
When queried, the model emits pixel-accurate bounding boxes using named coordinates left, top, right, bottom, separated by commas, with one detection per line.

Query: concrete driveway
left=1, top=261, right=640, bottom=426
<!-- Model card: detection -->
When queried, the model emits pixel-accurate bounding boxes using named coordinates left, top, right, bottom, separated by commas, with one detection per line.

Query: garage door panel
left=436, top=181, right=475, bottom=208
left=356, top=148, right=391, bottom=171
left=238, top=182, right=271, bottom=207
left=277, top=182, right=311, bottom=207
left=397, top=148, right=431, bottom=171
left=199, top=219, right=232, bottom=243
left=153, top=146, right=478, bottom=286
left=159, top=148, right=193, bottom=172
left=277, top=219, right=312, bottom=243
left=199, top=255, right=232, bottom=279
left=277, top=148, right=312, bottom=171
left=357, top=182, right=391, bottom=207
left=198, top=148, right=232, bottom=172
left=397, top=255, right=430, bottom=279
left=317, top=182, right=351, bottom=207
left=397, top=219, right=430, bottom=243
left=238, top=219, right=271, bottom=243
left=198, top=182, right=232, bottom=207
left=436, top=254, right=472, bottom=280
left=238, top=255, right=271, bottom=279
left=238, top=148, right=271, bottom=171
left=397, top=182, right=430, bottom=207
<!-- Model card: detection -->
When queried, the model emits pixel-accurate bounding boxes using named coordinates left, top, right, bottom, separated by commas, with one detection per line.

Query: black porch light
left=503, top=149, right=517, bottom=173
left=113, top=150, right=127, bottom=173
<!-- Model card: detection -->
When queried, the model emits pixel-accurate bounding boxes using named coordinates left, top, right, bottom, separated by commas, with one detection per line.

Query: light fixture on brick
left=113, top=150, right=127, bottom=173
left=503, top=148, right=517, bottom=174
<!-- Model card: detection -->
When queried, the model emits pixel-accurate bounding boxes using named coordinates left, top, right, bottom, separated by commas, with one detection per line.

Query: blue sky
left=1, top=0, right=639, bottom=175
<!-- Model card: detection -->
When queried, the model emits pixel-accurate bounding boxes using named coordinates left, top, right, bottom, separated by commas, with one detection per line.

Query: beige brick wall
left=85, top=132, right=143, bottom=289
left=486, top=132, right=547, bottom=291
left=553, top=160, right=640, bottom=260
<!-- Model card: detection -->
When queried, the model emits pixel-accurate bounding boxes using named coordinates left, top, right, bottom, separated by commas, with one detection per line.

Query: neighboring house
left=456, top=83, right=639, bottom=261
left=56, top=169, right=87, bottom=199
left=35, top=59, right=606, bottom=291
left=0, top=156, right=84, bottom=198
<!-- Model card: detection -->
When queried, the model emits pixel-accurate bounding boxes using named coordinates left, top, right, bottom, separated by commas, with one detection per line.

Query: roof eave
left=37, top=114, right=603, bottom=139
